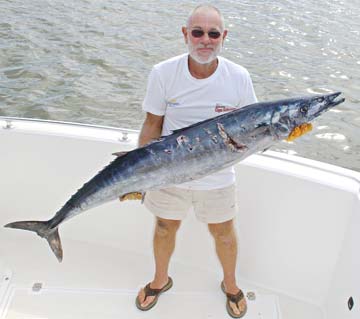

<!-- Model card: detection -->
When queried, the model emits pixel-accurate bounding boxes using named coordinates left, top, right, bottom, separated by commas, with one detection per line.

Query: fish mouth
left=308, top=91, right=345, bottom=120
left=325, top=91, right=345, bottom=108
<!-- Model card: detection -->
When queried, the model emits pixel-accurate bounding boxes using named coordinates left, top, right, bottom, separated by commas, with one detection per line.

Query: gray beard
left=188, top=43, right=222, bottom=65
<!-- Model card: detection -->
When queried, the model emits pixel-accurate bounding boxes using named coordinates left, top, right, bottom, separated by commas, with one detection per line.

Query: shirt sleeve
left=240, top=72, right=258, bottom=107
left=142, top=66, right=167, bottom=116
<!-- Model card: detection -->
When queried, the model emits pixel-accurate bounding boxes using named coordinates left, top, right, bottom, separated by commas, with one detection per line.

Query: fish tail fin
left=4, top=221, right=63, bottom=262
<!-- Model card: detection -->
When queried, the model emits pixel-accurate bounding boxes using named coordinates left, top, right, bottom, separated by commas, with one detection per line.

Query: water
left=1, top=0, right=359, bottom=171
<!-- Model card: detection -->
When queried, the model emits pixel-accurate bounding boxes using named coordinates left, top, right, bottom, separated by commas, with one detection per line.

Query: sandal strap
left=144, top=283, right=163, bottom=297
left=226, top=289, right=245, bottom=304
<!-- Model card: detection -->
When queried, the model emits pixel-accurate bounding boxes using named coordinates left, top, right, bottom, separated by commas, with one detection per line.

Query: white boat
left=0, top=116, right=359, bottom=319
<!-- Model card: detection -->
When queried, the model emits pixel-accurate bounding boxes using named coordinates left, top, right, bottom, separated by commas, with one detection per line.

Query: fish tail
left=4, top=220, right=63, bottom=262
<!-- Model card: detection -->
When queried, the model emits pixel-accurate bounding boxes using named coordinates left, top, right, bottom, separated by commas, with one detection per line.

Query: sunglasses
left=191, top=29, right=222, bottom=39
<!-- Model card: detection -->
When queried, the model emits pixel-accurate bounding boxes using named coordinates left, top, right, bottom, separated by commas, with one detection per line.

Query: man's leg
left=137, top=217, right=181, bottom=308
left=208, top=219, right=246, bottom=316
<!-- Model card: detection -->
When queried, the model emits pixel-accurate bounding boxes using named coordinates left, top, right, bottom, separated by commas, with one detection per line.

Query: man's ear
left=182, top=26, right=188, bottom=44
left=222, top=29, right=228, bottom=44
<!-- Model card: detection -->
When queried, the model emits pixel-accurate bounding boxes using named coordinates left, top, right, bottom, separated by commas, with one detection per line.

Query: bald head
left=186, top=5, right=225, bottom=31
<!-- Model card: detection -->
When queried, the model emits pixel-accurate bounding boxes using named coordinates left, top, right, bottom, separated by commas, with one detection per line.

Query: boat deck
left=0, top=235, right=324, bottom=319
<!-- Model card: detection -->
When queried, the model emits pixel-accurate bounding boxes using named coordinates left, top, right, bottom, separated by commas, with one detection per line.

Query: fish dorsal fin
left=112, top=151, right=128, bottom=157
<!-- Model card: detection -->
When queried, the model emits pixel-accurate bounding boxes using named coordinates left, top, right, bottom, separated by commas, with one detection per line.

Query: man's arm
left=138, top=112, right=164, bottom=147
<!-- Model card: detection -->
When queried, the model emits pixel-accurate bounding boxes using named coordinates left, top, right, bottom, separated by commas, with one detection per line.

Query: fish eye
left=300, top=105, right=309, bottom=114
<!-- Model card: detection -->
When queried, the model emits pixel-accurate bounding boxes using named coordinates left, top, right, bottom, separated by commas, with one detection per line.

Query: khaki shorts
left=144, top=184, right=237, bottom=224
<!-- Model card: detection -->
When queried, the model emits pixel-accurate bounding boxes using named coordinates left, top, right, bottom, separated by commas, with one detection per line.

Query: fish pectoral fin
left=286, top=123, right=313, bottom=141
left=112, top=151, right=128, bottom=157
left=119, top=192, right=144, bottom=202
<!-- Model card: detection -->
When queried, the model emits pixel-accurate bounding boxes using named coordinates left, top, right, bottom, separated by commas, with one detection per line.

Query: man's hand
left=120, top=192, right=143, bottom=201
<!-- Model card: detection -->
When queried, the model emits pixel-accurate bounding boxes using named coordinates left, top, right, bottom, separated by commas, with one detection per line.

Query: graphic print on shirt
left=166, top=99, right=180, bottom=107
left=215, top=103, right=237, bottom=113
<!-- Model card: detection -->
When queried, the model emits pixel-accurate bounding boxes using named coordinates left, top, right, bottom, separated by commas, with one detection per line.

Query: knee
left=155, top=217, right=181, bottom=238
left=208, top=220, right=236, bottom=245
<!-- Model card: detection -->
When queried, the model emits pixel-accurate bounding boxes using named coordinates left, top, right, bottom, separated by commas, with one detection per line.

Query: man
left=135, top=4, right=257, bottom=318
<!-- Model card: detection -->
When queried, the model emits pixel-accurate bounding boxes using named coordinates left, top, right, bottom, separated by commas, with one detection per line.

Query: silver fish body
left=4, top=92, right=345, bottom=261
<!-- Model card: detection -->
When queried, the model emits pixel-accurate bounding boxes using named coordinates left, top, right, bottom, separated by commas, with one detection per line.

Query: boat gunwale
left=0, top=116, right=138, bottom=134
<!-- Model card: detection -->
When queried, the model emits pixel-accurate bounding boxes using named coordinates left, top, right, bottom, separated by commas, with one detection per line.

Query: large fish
left=4, top=92, right=345, bottom=262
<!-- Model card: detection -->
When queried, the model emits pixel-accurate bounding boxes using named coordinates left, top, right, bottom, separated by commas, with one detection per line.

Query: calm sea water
left=1, top=0, right=359, bottom=171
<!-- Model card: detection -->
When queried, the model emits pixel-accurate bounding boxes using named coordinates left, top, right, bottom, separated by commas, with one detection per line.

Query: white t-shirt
left=142, top=53, right=257, bottom=190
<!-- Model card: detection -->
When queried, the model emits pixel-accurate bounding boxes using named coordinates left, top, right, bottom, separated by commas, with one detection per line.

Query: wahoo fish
left=4, top=92, right=345, bottom=262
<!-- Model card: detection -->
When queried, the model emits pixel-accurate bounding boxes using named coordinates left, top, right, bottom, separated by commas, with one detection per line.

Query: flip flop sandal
left=221, top=282, right=248, bottom=318
left=135, top=277, right=173, bottom=311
